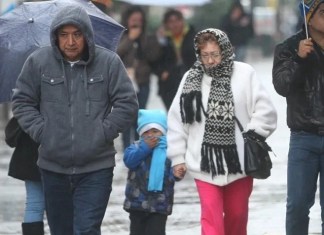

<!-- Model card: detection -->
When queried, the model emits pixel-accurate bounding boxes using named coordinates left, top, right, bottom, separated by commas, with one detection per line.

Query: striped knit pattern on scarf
left=180, top=28, right=242, bottom=178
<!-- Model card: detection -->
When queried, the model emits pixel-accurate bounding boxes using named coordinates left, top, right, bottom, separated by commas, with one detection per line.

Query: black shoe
left=22, top=222, right=44, bottom=235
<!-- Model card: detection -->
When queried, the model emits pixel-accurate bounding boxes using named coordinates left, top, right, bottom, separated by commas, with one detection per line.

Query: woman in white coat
left=167, top=28, right=277, bottom=235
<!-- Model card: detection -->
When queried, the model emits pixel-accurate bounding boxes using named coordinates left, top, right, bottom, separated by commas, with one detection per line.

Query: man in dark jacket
left=272, top=1, right=324, bottom=234
left=12, top=5, right=138, bottom=235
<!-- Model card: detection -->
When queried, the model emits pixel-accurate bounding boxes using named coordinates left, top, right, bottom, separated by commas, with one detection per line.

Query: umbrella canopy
left=0, top=0, right=125, bottom=103
left=116, top=0, right=210, bottom=6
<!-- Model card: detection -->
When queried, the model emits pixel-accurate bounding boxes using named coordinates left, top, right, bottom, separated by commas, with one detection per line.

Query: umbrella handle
left=302, top=0, right=309, bottom=39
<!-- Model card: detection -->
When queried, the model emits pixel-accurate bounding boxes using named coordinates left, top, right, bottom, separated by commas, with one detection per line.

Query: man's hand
left=297, top=38, right=314, bottom=58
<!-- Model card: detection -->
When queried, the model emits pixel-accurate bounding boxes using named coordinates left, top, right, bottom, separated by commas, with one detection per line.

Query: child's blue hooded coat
left=123, top=109, right=175, bottom=215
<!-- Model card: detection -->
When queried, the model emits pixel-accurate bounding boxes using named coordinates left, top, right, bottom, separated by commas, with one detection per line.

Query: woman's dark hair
left=163, top=9, right=183, bottom=24
left=121, top=5, right=146, bottom=33
left=229, top=1, right=245, bottom=15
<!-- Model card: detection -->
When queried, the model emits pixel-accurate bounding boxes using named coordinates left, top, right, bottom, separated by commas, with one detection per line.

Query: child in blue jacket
left=123, top=109, right=179, bottom=235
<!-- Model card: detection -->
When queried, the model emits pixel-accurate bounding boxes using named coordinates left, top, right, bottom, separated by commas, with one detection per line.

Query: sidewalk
left=0, top=53, right=321, bottom=235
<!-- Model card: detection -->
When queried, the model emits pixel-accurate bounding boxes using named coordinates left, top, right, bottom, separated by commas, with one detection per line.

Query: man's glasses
left=200, top=51, right=222, bottom=61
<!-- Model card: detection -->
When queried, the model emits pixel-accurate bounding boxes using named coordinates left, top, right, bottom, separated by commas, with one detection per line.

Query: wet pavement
left=0, top=52, right=321, bottom=235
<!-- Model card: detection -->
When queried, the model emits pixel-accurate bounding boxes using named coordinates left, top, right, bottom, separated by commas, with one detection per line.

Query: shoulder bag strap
left=234, top=116, right=244, bottom=133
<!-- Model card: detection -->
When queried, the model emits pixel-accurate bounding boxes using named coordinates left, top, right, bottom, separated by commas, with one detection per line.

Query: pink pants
left=195, top=177, right=253, bottom=235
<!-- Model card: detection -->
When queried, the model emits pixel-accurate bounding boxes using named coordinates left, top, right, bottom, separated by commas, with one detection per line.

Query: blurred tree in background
left=189, top=0, right=233, bottom=31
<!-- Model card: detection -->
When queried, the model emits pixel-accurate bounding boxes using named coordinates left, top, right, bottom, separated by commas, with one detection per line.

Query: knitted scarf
left=180, top=28, right=242, bottom=178
left=148, top=136, right=167, bottom=192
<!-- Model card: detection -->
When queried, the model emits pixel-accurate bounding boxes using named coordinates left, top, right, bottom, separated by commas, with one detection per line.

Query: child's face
left=142, top=128, right=163, bottom=138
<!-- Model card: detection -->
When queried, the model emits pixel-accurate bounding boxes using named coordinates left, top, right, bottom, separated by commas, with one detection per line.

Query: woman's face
left=128, top=12, right=143, bottom=28
left=199, top=41, right=222, bottom=68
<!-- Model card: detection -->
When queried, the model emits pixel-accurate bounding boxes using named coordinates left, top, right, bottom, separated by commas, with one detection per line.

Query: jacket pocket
left=87, top=76, right=104, bottom=101
left=41, top=74, right=66, bottom=102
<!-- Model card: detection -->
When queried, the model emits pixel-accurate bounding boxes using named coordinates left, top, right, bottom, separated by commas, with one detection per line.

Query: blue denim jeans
left=137, top=82, right=150, bottom=109
left=40, top=168, right=114, bottom=235
left=233, top=45, right=248, bottom=62
left=286, top=131, right=324, bottom=235
left=24, top=180, right=45, bottom=223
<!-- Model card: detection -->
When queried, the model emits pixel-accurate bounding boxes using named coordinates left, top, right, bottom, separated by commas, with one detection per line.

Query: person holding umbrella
left=11, top=4, right=138, bottom=235
left=272, top=1, right=324, bottom=234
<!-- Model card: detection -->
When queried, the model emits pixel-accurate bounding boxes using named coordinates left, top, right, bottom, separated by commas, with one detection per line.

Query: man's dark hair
left=163, top=9, right=183, bottom=24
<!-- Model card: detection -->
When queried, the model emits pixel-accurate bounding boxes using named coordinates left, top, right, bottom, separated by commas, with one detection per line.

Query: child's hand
left=143, top=136, right=159, bottom=149
left=173, top=163, right=187, bottom=180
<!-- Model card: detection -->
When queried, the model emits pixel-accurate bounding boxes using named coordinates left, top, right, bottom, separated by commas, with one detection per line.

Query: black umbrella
left=0, top=0, right=125, bottom=103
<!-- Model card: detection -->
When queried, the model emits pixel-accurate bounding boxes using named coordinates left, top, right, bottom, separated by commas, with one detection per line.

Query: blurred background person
left=91, top=0, right=113, bottom=14
left=154, top=9, right=196, bottom=110
left=220, top=1, right=254, bottom=62
left=117, top=5, right=161, bottom=149
left=5, top=117, right=45, bottom=235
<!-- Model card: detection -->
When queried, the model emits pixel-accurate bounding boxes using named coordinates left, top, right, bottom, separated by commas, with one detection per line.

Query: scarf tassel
left=201, top=144, right=225, bottom=178
left=195, top=92, right=203, bottom=122
left=200, top=144, right=242, bottom=178
left=223, top=147, right=243, bottom=174
left=181, top=91, right=204, bottom=124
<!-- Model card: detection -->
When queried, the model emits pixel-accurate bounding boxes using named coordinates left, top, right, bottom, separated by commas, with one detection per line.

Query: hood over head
left=193, top=28, right=234, bottom=63
left=50, top=4, right=95, bottom=63
left=137, top=109, right=167, bottom=136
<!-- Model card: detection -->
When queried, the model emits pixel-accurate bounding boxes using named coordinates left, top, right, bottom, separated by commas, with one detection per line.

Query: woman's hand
left=173, top=163, right=187, bottom=180
left=128, top=25, right=142, bottom=41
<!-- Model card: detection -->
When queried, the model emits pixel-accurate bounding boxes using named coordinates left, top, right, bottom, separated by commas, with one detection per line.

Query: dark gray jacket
left=12, top=5, right=138, bottom=174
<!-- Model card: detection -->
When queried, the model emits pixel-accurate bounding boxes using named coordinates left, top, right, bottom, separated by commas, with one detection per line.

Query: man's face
left=165, top=15, right=184, bottom=37
left=57, top=24, right=85, bottom=61
left=309, top=3, right=324, bottom=35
